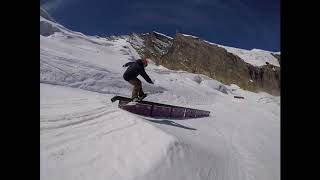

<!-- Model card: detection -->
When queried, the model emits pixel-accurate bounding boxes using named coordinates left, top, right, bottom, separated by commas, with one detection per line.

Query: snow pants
left=128, top=78, right=145, bottom=98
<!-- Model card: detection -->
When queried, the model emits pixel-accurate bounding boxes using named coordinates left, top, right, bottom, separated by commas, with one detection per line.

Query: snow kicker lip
left=111, top=96, right=210, bottom=119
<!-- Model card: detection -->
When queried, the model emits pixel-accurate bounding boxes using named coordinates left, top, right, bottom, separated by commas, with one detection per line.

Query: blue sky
left=40, top=0, right=280, bottom=51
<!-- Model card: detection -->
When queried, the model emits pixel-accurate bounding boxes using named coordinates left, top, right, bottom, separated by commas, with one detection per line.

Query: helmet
left=143, top=58, right=149, bottom=67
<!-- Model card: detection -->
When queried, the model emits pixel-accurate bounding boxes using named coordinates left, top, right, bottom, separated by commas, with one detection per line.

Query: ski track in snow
left=40, top=11, right=280, bottom=180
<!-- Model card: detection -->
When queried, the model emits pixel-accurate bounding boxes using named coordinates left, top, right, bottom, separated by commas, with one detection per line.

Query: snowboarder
left=122, top=58, right=153, bottom=101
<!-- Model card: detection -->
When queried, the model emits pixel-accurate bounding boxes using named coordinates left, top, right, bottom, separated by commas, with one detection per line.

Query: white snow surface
left=183, top=36, right=280, bottom=67
left=153, top=31, right=174, bottom=39
left=182, top=33, right=200, bottom=39
left=220, top=47, right=280, bottom=67
left=40, top=7, right=56, bottom=22
left=40, top=14, right=280, bottom=180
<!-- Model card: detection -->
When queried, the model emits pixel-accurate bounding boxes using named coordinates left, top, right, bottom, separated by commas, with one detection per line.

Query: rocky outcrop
left=128, top=32, right=173, bottom=62
left=128, top=32, right=280, bottom=95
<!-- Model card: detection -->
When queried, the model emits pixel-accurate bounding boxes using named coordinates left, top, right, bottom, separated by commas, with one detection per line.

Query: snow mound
left=229, top=84, right=241, bottom=90
left=201, top=79, right=229, bottom=94
left=192, top=74, right=202, bottom=84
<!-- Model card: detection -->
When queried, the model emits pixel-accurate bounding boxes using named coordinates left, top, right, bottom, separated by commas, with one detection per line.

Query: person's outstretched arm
left=140, top=69, right=153, bottom=84
left=122, top=62, right=134, bottom=67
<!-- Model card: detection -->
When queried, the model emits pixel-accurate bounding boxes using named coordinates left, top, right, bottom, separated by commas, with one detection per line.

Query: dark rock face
left=128, top=32, right=280, bottom=96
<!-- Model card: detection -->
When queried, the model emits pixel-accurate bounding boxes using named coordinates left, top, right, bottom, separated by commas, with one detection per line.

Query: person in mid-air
left=122, top=58, right=153, bottom=101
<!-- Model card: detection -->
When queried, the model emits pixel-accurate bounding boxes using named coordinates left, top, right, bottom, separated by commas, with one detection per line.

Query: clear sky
left=41, top=0, right=280, bottom=51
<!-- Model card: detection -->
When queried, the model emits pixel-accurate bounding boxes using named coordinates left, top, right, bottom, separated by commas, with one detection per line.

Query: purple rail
left=112, top=96, right=210, bottom=119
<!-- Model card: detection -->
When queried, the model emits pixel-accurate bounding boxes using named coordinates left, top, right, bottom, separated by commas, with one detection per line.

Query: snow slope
left=218, top=47, right=280, bottom=67
left=40, top=12, right=280, bottom=180
left=182, top=34, right=280, bottom=67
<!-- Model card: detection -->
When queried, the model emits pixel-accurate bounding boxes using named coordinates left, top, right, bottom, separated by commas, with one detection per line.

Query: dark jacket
left=123, top=59, right=153, bottom=84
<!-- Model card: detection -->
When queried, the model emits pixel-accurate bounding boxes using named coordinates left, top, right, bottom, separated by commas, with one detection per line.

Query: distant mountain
left=127, top=32, right=280, bottom=95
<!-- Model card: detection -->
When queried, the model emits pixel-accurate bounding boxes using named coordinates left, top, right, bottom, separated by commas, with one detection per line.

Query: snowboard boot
left=138, top=93, right=147, bottom=101
left=131, top=97, right=140, bottom=102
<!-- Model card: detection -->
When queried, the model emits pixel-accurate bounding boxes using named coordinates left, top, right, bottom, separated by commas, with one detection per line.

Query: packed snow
left=188, top=35, right=280, bottom=67
left=40, top=9, right=280, bottom=180
left=153, top=31, right=174, bottom=39
left=182, top=33, right=200, bottom=39
left=218, top=47, right=280, bottom=67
